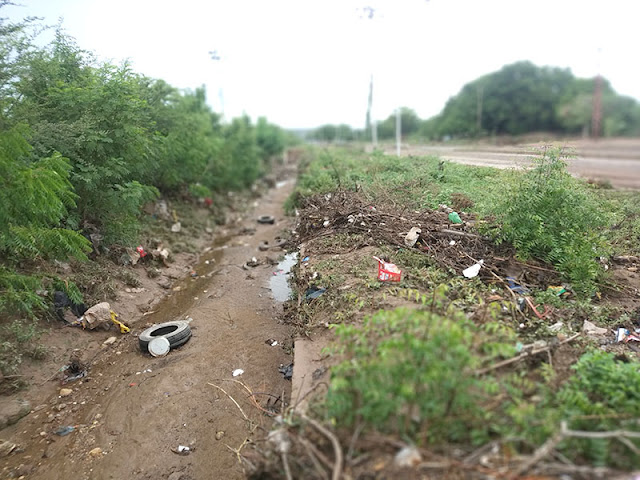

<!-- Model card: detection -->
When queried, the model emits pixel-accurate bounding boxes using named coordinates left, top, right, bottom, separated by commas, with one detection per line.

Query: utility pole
left=476, top=84, right=483, bottom=135
left=396, top=107, right=401, bottom=157
left=360, top=6, right=378, bottom=148
left=591, top=47, right=602, bottom=139
left=209, top=49, right=224, bottom=119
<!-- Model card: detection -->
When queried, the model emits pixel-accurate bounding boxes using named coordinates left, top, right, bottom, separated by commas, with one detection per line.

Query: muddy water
left=269, top=252, right=297, bottom=301
left=144, top=235, right=231, bottom=325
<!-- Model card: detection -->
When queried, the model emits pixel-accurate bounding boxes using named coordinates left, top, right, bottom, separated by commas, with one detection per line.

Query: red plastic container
left=373, top=257, right=402, bottom=282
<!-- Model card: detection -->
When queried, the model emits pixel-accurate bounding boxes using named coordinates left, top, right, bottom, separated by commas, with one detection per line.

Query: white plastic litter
left=232, top=369, right=244, bottom=377
left=404, top=227, right=422, bottom=247
left=463, top=260, right=483, bottom=278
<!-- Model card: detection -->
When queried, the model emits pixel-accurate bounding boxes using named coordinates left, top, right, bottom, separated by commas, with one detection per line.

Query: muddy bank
left=1, top=171, right=299, bottom=479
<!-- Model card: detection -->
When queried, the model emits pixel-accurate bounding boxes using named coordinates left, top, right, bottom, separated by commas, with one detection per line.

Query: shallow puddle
left=143, top=235, right=231, bottom=324
left=269, top=252, right=297, bottom=301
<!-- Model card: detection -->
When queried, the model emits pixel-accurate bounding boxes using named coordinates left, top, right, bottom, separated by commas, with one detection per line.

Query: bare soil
left=0, top=174, right=298, bottom=479
left=395, top=137, right=640, bottom=189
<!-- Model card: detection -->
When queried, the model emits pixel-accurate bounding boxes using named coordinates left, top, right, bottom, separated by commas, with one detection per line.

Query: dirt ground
left=393, top=137, right=640, bottom=189
left=0, top=173, right=298, bottom=479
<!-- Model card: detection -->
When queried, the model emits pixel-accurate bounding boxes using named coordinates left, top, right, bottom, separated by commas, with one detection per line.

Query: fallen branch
left=208, top=382, right=249, bottom=422
left=436, top=229, right=480, bottom=239
left=475, top=333, right=580, bottom=376
left=300, top=414, right=343, bottom=480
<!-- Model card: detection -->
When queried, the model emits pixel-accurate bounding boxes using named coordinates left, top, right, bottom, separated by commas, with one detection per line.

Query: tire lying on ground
left=139, top=321, right=192, bottom=353
left=257, top=215, right=275, bottom=224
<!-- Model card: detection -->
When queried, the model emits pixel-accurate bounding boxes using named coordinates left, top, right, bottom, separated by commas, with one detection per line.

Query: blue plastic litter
left=506, top=277, right=529, bottom=295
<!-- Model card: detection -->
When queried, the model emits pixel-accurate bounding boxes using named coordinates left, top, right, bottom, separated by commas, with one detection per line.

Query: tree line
left=0, top=10, right=289, bottom=318
left=308, top=61, right=640, bottom=142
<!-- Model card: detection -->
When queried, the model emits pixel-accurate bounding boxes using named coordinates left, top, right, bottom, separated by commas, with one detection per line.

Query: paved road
left=393, top=138, right=640, bottom=189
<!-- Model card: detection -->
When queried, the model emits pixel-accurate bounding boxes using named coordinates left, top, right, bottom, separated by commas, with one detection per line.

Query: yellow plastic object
left=110, top=310, right=130, bottom=334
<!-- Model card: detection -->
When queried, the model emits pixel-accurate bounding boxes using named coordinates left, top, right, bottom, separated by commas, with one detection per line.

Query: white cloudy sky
left=4, top=0, right=639, bottom=128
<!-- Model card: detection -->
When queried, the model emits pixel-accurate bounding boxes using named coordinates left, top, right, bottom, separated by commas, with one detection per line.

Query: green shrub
left=327, top=307, right=516, bottom=445
left=492, top=147, right=611, bottom=295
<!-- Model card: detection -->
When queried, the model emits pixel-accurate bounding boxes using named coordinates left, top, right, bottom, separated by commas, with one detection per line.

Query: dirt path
left=1, top=181, right=296, bottom=479
left=394, top=138, right=640, bottom=189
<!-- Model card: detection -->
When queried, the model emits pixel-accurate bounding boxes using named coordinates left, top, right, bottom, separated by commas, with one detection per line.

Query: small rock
left=394, top=445, right=422, bottom=468
left=215, top=431, right=225, bottom=440
left=16, top=463, right=34, bottom=476
left=103, top=337, right=117, bottom=346
left=88, top=447, right=102, bottom=457
left=168, top=473, right=183, bottom=480
left=59, top=388, right=73, bottom=397
left=583, top=319, right=608, bottom=335
left=0, top=399, right=31, bottom=429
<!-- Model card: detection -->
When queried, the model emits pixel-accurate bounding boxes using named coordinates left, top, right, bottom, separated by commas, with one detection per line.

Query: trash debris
left=139, top=321, right=192, bottom=353
left=54, top=425, right=76, bottom=436
left=373, top=256, right=402, bottom=282
left=257, top=215, right=275, bottom=224
left=279, top=363, right=293, bottom=380
left=394, top=445, right=422, bottom=468
left=463, top=260, right=483, bottom=278
left=148, top=337, right=171, bottom=357
left=53, top=291, right=87, bottom=322
left=59, top=388, right=73, bottom=397
left=88, top=447, right=103, bottom=457
left=80, top=302, right=112, bottom=330
left=616, top=328, right=640, bottom=343
left=136, top=245, right=147, bottom=258
left=323, top=219, right=330, bottom=227
left=265, top=338, right=278, bottom=346
left=268, top=428, right=291, bottom=454
left=170, top=222, right=181, bottom=233
left=305, top=286, right=327, bottom=300
left=110, top=310, right=130, bottom=334
left=62, top=351, right=88, bottom=384
left=0, top=440, right=19, bottom=457
left=244, top=257, right=260, bottom=268
left=449, top=240, right=456, bottom=246
left=448, top=212, right=463, bottom=224
left=583, top=320, right=608, bottom=336
left=506, top=276, right=529, bottom=294
left=302, top=256, right=310, bottom=263
left=215, top=431, right=225, bottom=440
left=404, top=227, right=422, bottom=247
left=439, top=204, right=454, bottom=213
left=232, top=369, right=244, bottom=377
left=547, top=285, right=567, bottom=296
left=549, top=322, right=564, bottom=332
left=171, top=445, right=192, bottom=456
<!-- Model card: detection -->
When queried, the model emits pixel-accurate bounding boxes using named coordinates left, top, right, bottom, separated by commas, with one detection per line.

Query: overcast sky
left=4, top=0, right=639, bottom=129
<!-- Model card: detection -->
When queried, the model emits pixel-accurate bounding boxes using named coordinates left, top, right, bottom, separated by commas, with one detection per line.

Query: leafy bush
left=492, top=147, right=611, bottom=295
left=327, top=306, right=516, bottom=445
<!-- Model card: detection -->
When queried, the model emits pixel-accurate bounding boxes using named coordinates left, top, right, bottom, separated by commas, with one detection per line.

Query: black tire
left=257, top=215, right=275, bottom=224
left=139, top=321, right=192, bottom=352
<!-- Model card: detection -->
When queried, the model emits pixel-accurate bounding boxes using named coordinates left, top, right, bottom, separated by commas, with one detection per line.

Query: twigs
left=475, top=333, right=580, bottom=376
left=300, top=413, right=343, bottom=480
left=208, top=382, right=249, bottom=422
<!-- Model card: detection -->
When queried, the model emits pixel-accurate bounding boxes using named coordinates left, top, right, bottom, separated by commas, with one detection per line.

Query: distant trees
left=307, top=62, right=640, bottom=143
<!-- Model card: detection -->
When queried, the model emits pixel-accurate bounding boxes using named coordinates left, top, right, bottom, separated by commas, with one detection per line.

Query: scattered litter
left=136, top=245, right=147, bottom=258
left=59, top=388, right=73, bottom=397
left=148, top=337, right=171, bottom=357
left=463, top=260, right=483, bottom=278
left=404, top=227, right=422, bottom=247
left=171, top=222, right=182, bottom=233
left=549, top=322, right=564, bottom=332
left=80, top=302, right=112, bottom=330
left=302, top=256, right=310, bottom=263
left=103, top=336, right=116, bottom=346
left=448, top=212, right=463, bottom=224
left=171, top=445, right=192, bottom=456
left=244, top=257, right=260, bottom=268
left=53, top=291, right=87, bottom=322
left=61, top=352, right=88, bottom=384
left=305, top=286, right=327, bottom=300
left=215, top=431, right=225, bottom=440
left=88, top=447, right=103, bottom=457
left=547, top=285, right=567, bottom=296
left=265, top=338, right=278, bottom=346
left=54, top=425, right=76, bottom=436
left=449, top=240, right=456, bottom=246
left=232, top=369, right=244, bottom=377
left=257, top=215, right=275, bottom=224
left=323, top=219, right=330, bottom=227
left=583, top=320, right=608, bottom=336
left=394, top=445, right=423, bottom=468
left=0, top=440, right=19, bottom=457
left=506, top=276, right=529, bottom=294
left=279, top=363, right=293, bottom=380
left=616, top=328, right=640, bottom=343
left=439, top=204, right=454, bottom=213
left=373, top=256, right=402, bottom=282
left=110, top=310, right=130, bottom=334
